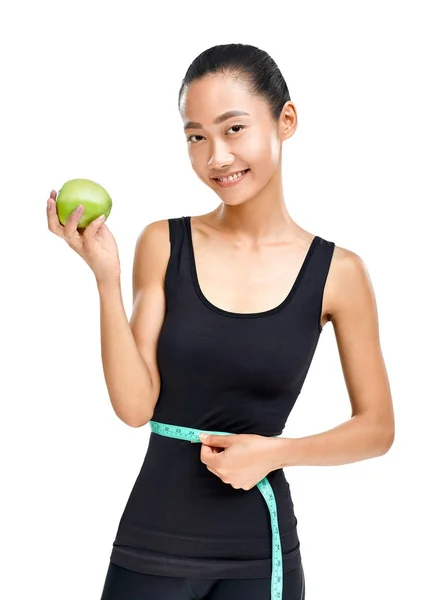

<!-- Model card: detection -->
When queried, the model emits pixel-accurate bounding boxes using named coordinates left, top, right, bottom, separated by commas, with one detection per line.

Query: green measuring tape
left=149, top=420, right=284, bottom=600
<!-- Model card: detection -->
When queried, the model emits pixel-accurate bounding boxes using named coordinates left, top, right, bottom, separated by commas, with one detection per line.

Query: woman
left=46, top=43, right=394, bottom=600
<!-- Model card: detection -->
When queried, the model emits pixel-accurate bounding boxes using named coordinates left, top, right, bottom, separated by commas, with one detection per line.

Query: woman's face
left=180, top=74, right=296, bottom=203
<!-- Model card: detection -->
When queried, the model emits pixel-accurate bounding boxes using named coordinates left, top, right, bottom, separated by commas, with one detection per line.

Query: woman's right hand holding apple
left=46, top=189, right=121, bottom=285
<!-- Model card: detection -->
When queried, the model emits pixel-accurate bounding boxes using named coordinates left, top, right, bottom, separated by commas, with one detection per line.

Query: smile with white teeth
left=216, top=170, right=247, bottom=182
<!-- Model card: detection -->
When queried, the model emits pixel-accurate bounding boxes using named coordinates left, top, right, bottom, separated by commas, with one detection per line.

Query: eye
left=187, top=134, right=204, bottom=144
left=187, top=124, right=245, bottom=144
left=227, top=124, right=245, bottom=135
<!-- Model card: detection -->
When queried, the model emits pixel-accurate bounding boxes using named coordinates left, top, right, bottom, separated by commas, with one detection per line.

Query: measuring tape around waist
left=149, top=420, right=284, bottom=600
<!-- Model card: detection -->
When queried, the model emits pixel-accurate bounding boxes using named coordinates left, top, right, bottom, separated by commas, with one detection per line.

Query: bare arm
left=273, top=248, right=395, bottom=467
left=98, top=220, right=170, bottom=427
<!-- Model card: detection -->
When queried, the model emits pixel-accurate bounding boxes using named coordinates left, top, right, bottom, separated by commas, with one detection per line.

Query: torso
left=112, top=213, right=338, bottom=578
left=185, top=212, right=338, bottom=329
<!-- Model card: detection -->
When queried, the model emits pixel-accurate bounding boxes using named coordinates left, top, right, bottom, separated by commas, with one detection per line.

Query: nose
left=208, top=142, right=234, bottom=171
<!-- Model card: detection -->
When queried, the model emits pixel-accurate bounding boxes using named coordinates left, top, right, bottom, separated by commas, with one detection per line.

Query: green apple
left=56, top=178, right=112, bottom=228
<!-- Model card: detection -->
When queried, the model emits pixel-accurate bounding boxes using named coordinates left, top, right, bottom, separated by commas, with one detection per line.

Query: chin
left=217, top=195, right=252, bottom=206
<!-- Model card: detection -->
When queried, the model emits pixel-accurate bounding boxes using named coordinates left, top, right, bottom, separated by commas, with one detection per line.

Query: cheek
left=269, top=134, right=281, bottom=162
left=188, top=149, right=196, bottom=167
left=243, top=132, right=279, bottom=167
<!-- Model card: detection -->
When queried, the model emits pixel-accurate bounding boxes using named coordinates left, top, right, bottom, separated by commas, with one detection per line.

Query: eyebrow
left=183, top=110, right=250, bottom=131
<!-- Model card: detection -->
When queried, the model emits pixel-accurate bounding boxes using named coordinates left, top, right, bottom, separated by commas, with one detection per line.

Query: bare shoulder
left=327, top=243, right=368, bottom=285
left=135, top=218, right=170, bottom=255
left=324, top=242, right=375, bottom=326
left=133, top=219, right=171, bottom=296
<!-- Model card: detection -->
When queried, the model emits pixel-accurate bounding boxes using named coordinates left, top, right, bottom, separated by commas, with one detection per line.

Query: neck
left=212, top=166, right=297, bottom=242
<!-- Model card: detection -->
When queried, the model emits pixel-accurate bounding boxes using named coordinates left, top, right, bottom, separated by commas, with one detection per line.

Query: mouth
left=212, top=169, right=250, bottom=188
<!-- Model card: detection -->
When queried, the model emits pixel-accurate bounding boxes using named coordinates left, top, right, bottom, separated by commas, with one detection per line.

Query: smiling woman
left=97, top=42, right=394, bottom=600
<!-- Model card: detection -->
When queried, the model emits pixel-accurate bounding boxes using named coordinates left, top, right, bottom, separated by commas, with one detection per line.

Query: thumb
left=84, top=214, right=106, bottom=238
left=199, top=433, right=234, bottom=446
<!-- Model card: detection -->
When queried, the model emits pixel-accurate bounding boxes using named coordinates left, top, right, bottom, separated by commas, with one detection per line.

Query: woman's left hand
left=198, top=433, right=281, bottom=490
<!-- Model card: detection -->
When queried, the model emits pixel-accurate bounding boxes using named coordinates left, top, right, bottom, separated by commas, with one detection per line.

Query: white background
left=1, top=1, right=427, bottom=598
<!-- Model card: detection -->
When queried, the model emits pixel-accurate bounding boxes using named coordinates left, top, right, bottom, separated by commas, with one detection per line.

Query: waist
left=140, top=422, right=296, bottom=542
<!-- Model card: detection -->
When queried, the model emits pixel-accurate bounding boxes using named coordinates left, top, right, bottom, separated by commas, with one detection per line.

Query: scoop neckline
left=184, top=216, right=320, bottom=319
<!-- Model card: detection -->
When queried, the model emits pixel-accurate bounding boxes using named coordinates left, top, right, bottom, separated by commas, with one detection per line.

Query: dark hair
left=178, top=43, right=291, bottom=124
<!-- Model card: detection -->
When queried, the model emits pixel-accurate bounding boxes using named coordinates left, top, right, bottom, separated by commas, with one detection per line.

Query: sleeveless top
left=109, top=216, right=335, bottom=579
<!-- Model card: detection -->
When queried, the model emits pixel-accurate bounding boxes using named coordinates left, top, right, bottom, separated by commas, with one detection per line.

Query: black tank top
left=110, top=216, right=335, bottom=579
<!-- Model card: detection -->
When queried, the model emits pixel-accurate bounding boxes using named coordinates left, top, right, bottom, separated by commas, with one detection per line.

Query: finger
left=82, top=214, right=106, bottom=240
left=46, top=195, right=65, bottom=237
left=63, top=204, right=84, bottom=237
left=207, top=466, right=221, bottom=478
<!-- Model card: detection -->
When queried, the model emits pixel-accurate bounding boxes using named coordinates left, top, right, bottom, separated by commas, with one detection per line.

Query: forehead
left=181, top=74, right=268, bottom=125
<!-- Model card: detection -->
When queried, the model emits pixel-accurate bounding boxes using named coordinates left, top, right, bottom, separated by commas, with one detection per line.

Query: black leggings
left=100, top=561, right=305, bottom=599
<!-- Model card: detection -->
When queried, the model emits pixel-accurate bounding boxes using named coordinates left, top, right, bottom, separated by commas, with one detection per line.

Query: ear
left=278, top=100, right=298, bottom=143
